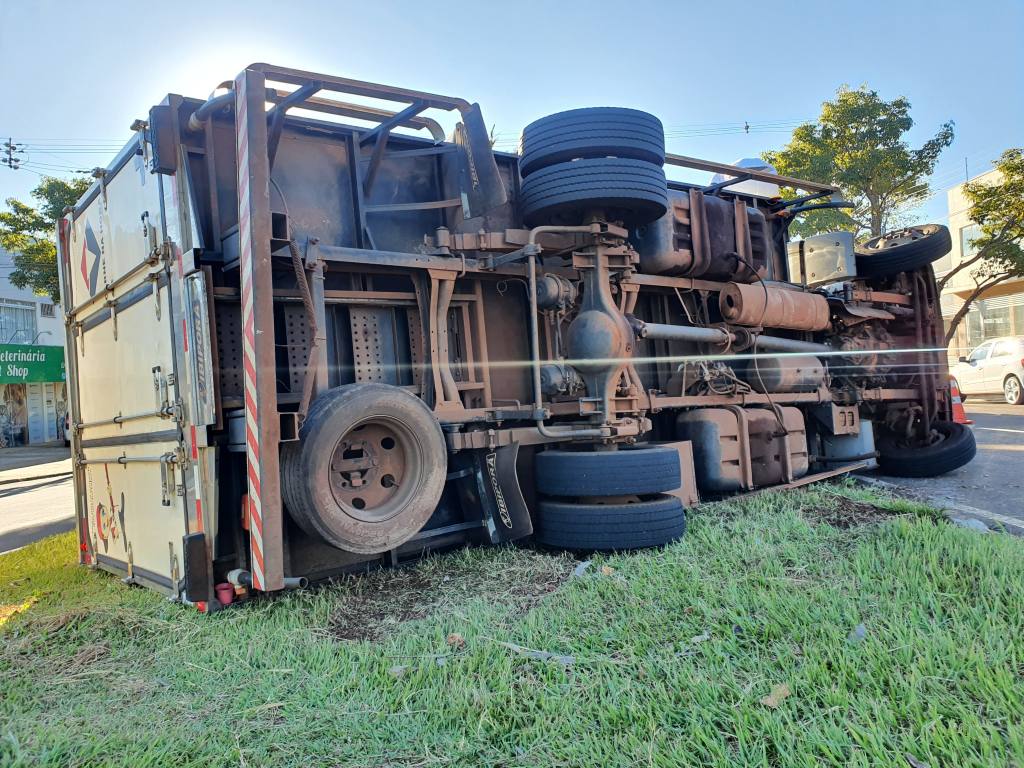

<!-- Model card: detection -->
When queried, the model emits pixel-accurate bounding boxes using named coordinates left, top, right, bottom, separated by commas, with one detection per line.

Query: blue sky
left=1, top=0, right=1021, bottom=225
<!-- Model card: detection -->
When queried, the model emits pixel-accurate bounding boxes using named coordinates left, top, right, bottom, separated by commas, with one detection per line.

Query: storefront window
left=966, top=297, right=1014, bottom=347
left=0, top=383, right=28, bottom=447
left=966, top=306, right=985, bottom=347
left=1013, top=297, right=1024, bottom=335
left=982, top=302, right=1011, bottom=338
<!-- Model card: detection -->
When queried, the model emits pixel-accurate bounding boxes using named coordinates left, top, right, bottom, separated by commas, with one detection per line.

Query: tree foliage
left=763, top=86, right=954, bottom=239
left=0, top=175, right=90, bottom=303
left=940, top=148, right=1024, bottom=345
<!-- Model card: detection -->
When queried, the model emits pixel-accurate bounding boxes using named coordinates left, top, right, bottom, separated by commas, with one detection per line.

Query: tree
left=939, top=148, right=1024, bottom=346
left=0, top=175, right=91, bottom=303
left=763, top=86, right=954, bottom=239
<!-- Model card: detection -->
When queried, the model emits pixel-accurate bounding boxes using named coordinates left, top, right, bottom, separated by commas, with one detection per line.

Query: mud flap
left=454, top=443, right=532, bottom=543
left=148, top=104, right=178, bottom=175
left=453, top=103, right=508, bottom=217
left=182, top=532, right=212, bottom=605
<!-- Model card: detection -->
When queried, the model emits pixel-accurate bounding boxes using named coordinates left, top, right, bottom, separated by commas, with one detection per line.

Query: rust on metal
left=57, top=62, right=964, bottom=603
left=235, top=66, right=285, bottom=592
left=719, top=281, right=831, bottom=331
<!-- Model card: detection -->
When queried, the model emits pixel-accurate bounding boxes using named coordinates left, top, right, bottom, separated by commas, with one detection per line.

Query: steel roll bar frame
left=188, top=62, right=470, bottom=138
left=664, top=153, right=838, bottom=196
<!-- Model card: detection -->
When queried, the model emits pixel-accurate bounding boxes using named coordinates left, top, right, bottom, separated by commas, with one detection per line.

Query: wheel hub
left=868, top=225, right=934, bottom=250
left=329, top=420, right=411, bottom=522
left=1007, top=378, right=1021, bottom=403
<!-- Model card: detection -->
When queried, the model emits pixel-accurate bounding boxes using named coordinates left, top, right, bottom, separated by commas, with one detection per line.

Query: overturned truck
left=58, top=64, right=974, bottom=608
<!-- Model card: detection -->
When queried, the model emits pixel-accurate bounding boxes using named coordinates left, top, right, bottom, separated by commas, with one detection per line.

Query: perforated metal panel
left=283, top=304, right=312, bottom=393
left=214, top=300, right=243, bottom=398
left=350, top=307, right=397, bottom=383
left=406, top=308, right=423, bottom=390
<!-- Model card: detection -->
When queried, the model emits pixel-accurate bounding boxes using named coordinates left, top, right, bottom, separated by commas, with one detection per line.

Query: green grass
left=2, top=482, right=1023, bottom=767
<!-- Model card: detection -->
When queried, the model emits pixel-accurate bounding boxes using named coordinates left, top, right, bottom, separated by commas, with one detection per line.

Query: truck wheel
left=854, top=224, right=952, bottom=278
left=520, top=157, right=669, bottom=226
left=876, top=421, right=976, bottom=477
left=535, top=444, right=681, bottom=497
left=1005, top=375, right=1023, bottom=405
left=535, top=495, right=686, bottom=551
left=519, top=107, right=665, bottom=178
left=281, top=383, right=446, bottom=554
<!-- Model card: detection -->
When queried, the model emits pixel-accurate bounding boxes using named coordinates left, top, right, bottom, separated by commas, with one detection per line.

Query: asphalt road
left=872, top=401, right=1024, bottom=529
left=0, top=474, right=75, bottom=554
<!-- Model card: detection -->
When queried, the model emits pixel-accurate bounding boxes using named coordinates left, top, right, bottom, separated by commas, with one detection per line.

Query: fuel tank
left=631, top=190, right=771, bottom=280
left=675, top=406, right=809, bottom=492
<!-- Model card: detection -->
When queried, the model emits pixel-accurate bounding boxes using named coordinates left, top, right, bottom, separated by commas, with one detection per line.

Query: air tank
left=737, top=355, right=824, bottom=393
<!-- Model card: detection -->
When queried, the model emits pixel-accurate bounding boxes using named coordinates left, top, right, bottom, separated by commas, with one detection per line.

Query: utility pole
left=2, top=138, right=24, bottom=170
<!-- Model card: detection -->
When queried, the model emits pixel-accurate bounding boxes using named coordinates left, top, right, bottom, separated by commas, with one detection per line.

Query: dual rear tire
left=519, top=107, right=669, bottom=227
left=533, top=445, right=687, bottom=552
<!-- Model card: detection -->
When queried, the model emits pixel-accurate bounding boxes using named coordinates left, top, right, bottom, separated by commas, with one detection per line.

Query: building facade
left=940, top=169, right=1024, bottom=359
left=0, top=247, right=67, bottom=447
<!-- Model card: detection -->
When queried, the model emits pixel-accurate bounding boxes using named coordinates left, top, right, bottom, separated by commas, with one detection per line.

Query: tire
left=876, top=420, right=976, bottom=477
left=520, top=157, right=669, bottom=226
left=535, top=494, right=686, bottom=551
left=854, top=224, right=952, bottom=278
left=280, top=383, right=446, bottom=554
left=1005, top=375, right=1023, bottom=405
left=535, top=445, right=682, bottom=497
left=519, top=107, right=665, bottom=178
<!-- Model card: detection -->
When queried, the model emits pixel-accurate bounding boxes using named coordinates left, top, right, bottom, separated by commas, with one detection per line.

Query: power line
left=8, top=137, right=125, bottom=145
left=23, top=147, right=122, bottom=153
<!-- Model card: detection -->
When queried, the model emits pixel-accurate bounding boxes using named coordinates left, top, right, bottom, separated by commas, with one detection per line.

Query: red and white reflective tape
left=235, top=74, right=265, bottom=591
left=190, top=425, right=205, bottom=532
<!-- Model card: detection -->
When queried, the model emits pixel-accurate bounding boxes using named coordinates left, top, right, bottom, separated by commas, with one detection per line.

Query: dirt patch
left=329, top=570, right=435, bottom=642
left=804, top=494, right=907, bottom=529
left=25, top=608, right=91, bottom=635
left=327, top=550, right=572, bottom=642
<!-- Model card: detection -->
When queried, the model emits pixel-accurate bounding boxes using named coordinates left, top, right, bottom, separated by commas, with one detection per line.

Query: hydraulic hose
left=288, top=239, right=321, bottom=423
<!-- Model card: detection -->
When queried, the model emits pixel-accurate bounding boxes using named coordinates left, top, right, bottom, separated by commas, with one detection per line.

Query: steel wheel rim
left=864, top=224, right=937, bottom=251
left=1006, top=378, right=1021, bottom=404
left=328, top=415, right=422, bottom=523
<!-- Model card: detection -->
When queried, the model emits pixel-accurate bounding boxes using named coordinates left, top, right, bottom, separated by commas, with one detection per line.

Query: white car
left=951, top=336, right=1024, bottom=405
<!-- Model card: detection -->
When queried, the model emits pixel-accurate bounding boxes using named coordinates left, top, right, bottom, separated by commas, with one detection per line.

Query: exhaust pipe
left=226, top=569, right=308, bottom=590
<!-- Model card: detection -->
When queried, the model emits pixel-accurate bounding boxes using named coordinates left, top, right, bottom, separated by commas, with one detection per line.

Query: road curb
left=0, top=471, right=73, bottom=488
left=853, top=475, right=1024, bottom=536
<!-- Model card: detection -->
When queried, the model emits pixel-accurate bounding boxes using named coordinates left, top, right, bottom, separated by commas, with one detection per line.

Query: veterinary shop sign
left=0, top=345, right=66, bottom=383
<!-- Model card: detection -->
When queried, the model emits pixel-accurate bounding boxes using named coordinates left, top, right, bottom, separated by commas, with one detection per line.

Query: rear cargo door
left=61, top=145, right=199, bottom=596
